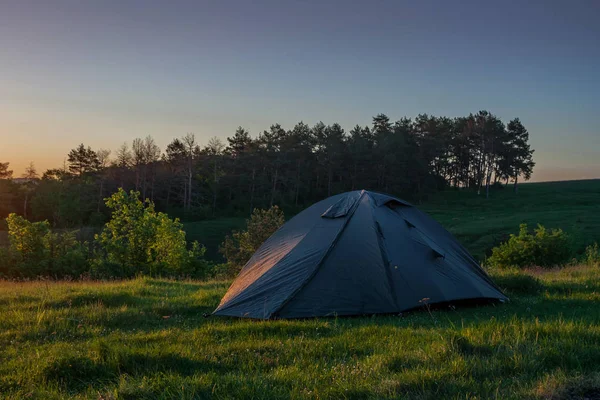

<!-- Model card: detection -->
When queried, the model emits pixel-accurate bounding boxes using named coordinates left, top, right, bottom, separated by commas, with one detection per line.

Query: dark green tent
left=214, top=190, right=507, bottom=319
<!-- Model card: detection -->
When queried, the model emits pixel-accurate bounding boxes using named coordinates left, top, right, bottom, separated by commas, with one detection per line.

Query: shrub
left=219, top=206, right=284, bottom=275
left=6, top=213, right=49, bottom=266
left=5, top=213, right=90, bottom=278
left=212, top=262, right=240, bottom=280
left=487, top=223, right=571, bottom=269
left=585, top=243, right=600, bottom=267
left=95, top=189, right=209, bottom=277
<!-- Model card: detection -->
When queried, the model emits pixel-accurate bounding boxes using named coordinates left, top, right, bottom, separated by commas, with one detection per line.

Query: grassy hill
left=185, top=179, right=600, bottom=262
left=2, top=266, right=600, bottom=399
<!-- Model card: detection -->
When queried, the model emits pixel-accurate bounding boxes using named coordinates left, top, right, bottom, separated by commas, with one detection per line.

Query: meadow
left=1, top=180, right=600, bottom=399
left=1, top=267, right=600, bottom=399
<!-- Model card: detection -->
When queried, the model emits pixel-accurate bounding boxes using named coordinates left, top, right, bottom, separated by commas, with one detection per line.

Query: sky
left=1, top=0, right=599, bottom=182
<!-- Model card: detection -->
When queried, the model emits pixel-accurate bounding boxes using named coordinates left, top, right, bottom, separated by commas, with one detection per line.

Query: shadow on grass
left=46, top=292, right=146, bottom=309
left=0, top=295, right=41, bottom=306
left=145, top=279, right=228, bottom=293
left=44, top=352, right=230, bottom=393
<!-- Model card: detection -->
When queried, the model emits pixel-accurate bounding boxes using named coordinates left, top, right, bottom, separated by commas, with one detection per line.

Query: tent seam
left=270, top=190, right=367, bottom=318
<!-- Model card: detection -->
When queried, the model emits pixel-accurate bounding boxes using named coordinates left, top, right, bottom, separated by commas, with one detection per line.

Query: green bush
left=585, top=243, right=600, bottom=267
left=95, top=189, right=209, bottom=278
left=5, top=213, right=90, bottom=278
left=219, top=206, right=284, bottom=276
left=487, top=223, right=571, bottom=269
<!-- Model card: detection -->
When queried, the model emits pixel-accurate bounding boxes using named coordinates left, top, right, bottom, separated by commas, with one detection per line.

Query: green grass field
left=2, top=179, right=600, bottom=399
left=185, top=180, right=600, bottom=262
left=1, top=266, right=600, bottom=399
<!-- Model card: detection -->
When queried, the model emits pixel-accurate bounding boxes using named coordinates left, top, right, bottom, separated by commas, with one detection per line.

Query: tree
left=67, top=144, right=100, bottom=176
left=95, top=149, right=112, bottom=212
left=225, top=127, right=260, bottom=212
left=22, top=162, right=38, bottom=180
left=182, top=133, right=198, bottom=211
left=115, top=142, right=132, bottom=168
left=284, top=122, right=314, bottom=206
left=131, top=138, right=145, bottom=191
left=259, top=124, right=287, bottom=206
left=114, top=142, right=133, bottom=188
left=164, top=138, right=188, bottom=209
left=204, top=136, right=225, bottom=215
left=227, top=127, right=252, bottom=158
left=314, top=122, right=346, bottom=196
left=19, top=162, right=39, bottom=218
left=143, top=136, right=161, bottom=200
left=0, top=162, right=13, bottom=179
left=347, top=125, right=373, bottom=191
left=505, top=118, right=535, bottom=193
left=371, top=114, right=393, bottom=191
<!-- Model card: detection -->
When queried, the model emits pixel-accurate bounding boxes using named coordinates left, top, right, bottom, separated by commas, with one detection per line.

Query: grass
left=2, top=266, right=600, bottom=399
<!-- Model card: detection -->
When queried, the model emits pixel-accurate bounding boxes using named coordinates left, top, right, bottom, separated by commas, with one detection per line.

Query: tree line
left=0, top=111, right=534, bottom=228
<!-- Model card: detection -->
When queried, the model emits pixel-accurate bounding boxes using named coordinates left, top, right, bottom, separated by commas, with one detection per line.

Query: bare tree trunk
left=212, top=159, right=218, bottom=215
left=187, top=160, right=192, bottom=211
left=150, top=169, right=155, bottom=202
left=184, top=180, right=188, bottom=210
left=97, top=179, right=104, bottom=212
left=294, top=162, right=301, bottom=207
left=270, top=167, right=278, bottom=207
left=23, top=193, right=28, bottom=218
left=477, top=154, right=485, bottom=196
left=327, top=166, right=332, bottom=197
left=514, top=168, right=519, bottom=194
left=166, top=180, right=171, bottom=208
left=142, top=164, right=147, bottom=199
left=249, top=167, right=255, bottom=214
left=135, top=166, right=140, bottom=191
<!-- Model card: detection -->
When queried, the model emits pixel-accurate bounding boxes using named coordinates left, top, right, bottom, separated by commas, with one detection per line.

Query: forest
left=0, top=110, right=534, bottom=228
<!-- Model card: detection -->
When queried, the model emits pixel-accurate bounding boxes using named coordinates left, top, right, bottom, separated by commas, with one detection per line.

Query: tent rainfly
left=214, top=190, right=507, bottom=319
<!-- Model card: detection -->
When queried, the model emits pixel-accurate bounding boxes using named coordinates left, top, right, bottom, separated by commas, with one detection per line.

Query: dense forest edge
left=0, top=111, right=534, bottom=228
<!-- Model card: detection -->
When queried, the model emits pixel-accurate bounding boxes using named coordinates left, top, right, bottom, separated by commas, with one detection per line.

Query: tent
left=214, top=190, right=507, bottom=319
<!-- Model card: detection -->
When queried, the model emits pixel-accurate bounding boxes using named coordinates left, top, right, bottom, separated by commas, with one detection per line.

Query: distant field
left=2, top=266, right=600, bottom=399
left=184, top=217, right=246, bottom=261
left=185, top=179, right=600, bottom=262
left=421, top=179, right=600, bottom=260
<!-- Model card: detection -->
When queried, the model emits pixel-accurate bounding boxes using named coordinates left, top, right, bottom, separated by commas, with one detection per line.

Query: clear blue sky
left=1, top=0, right=599, bottom=181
